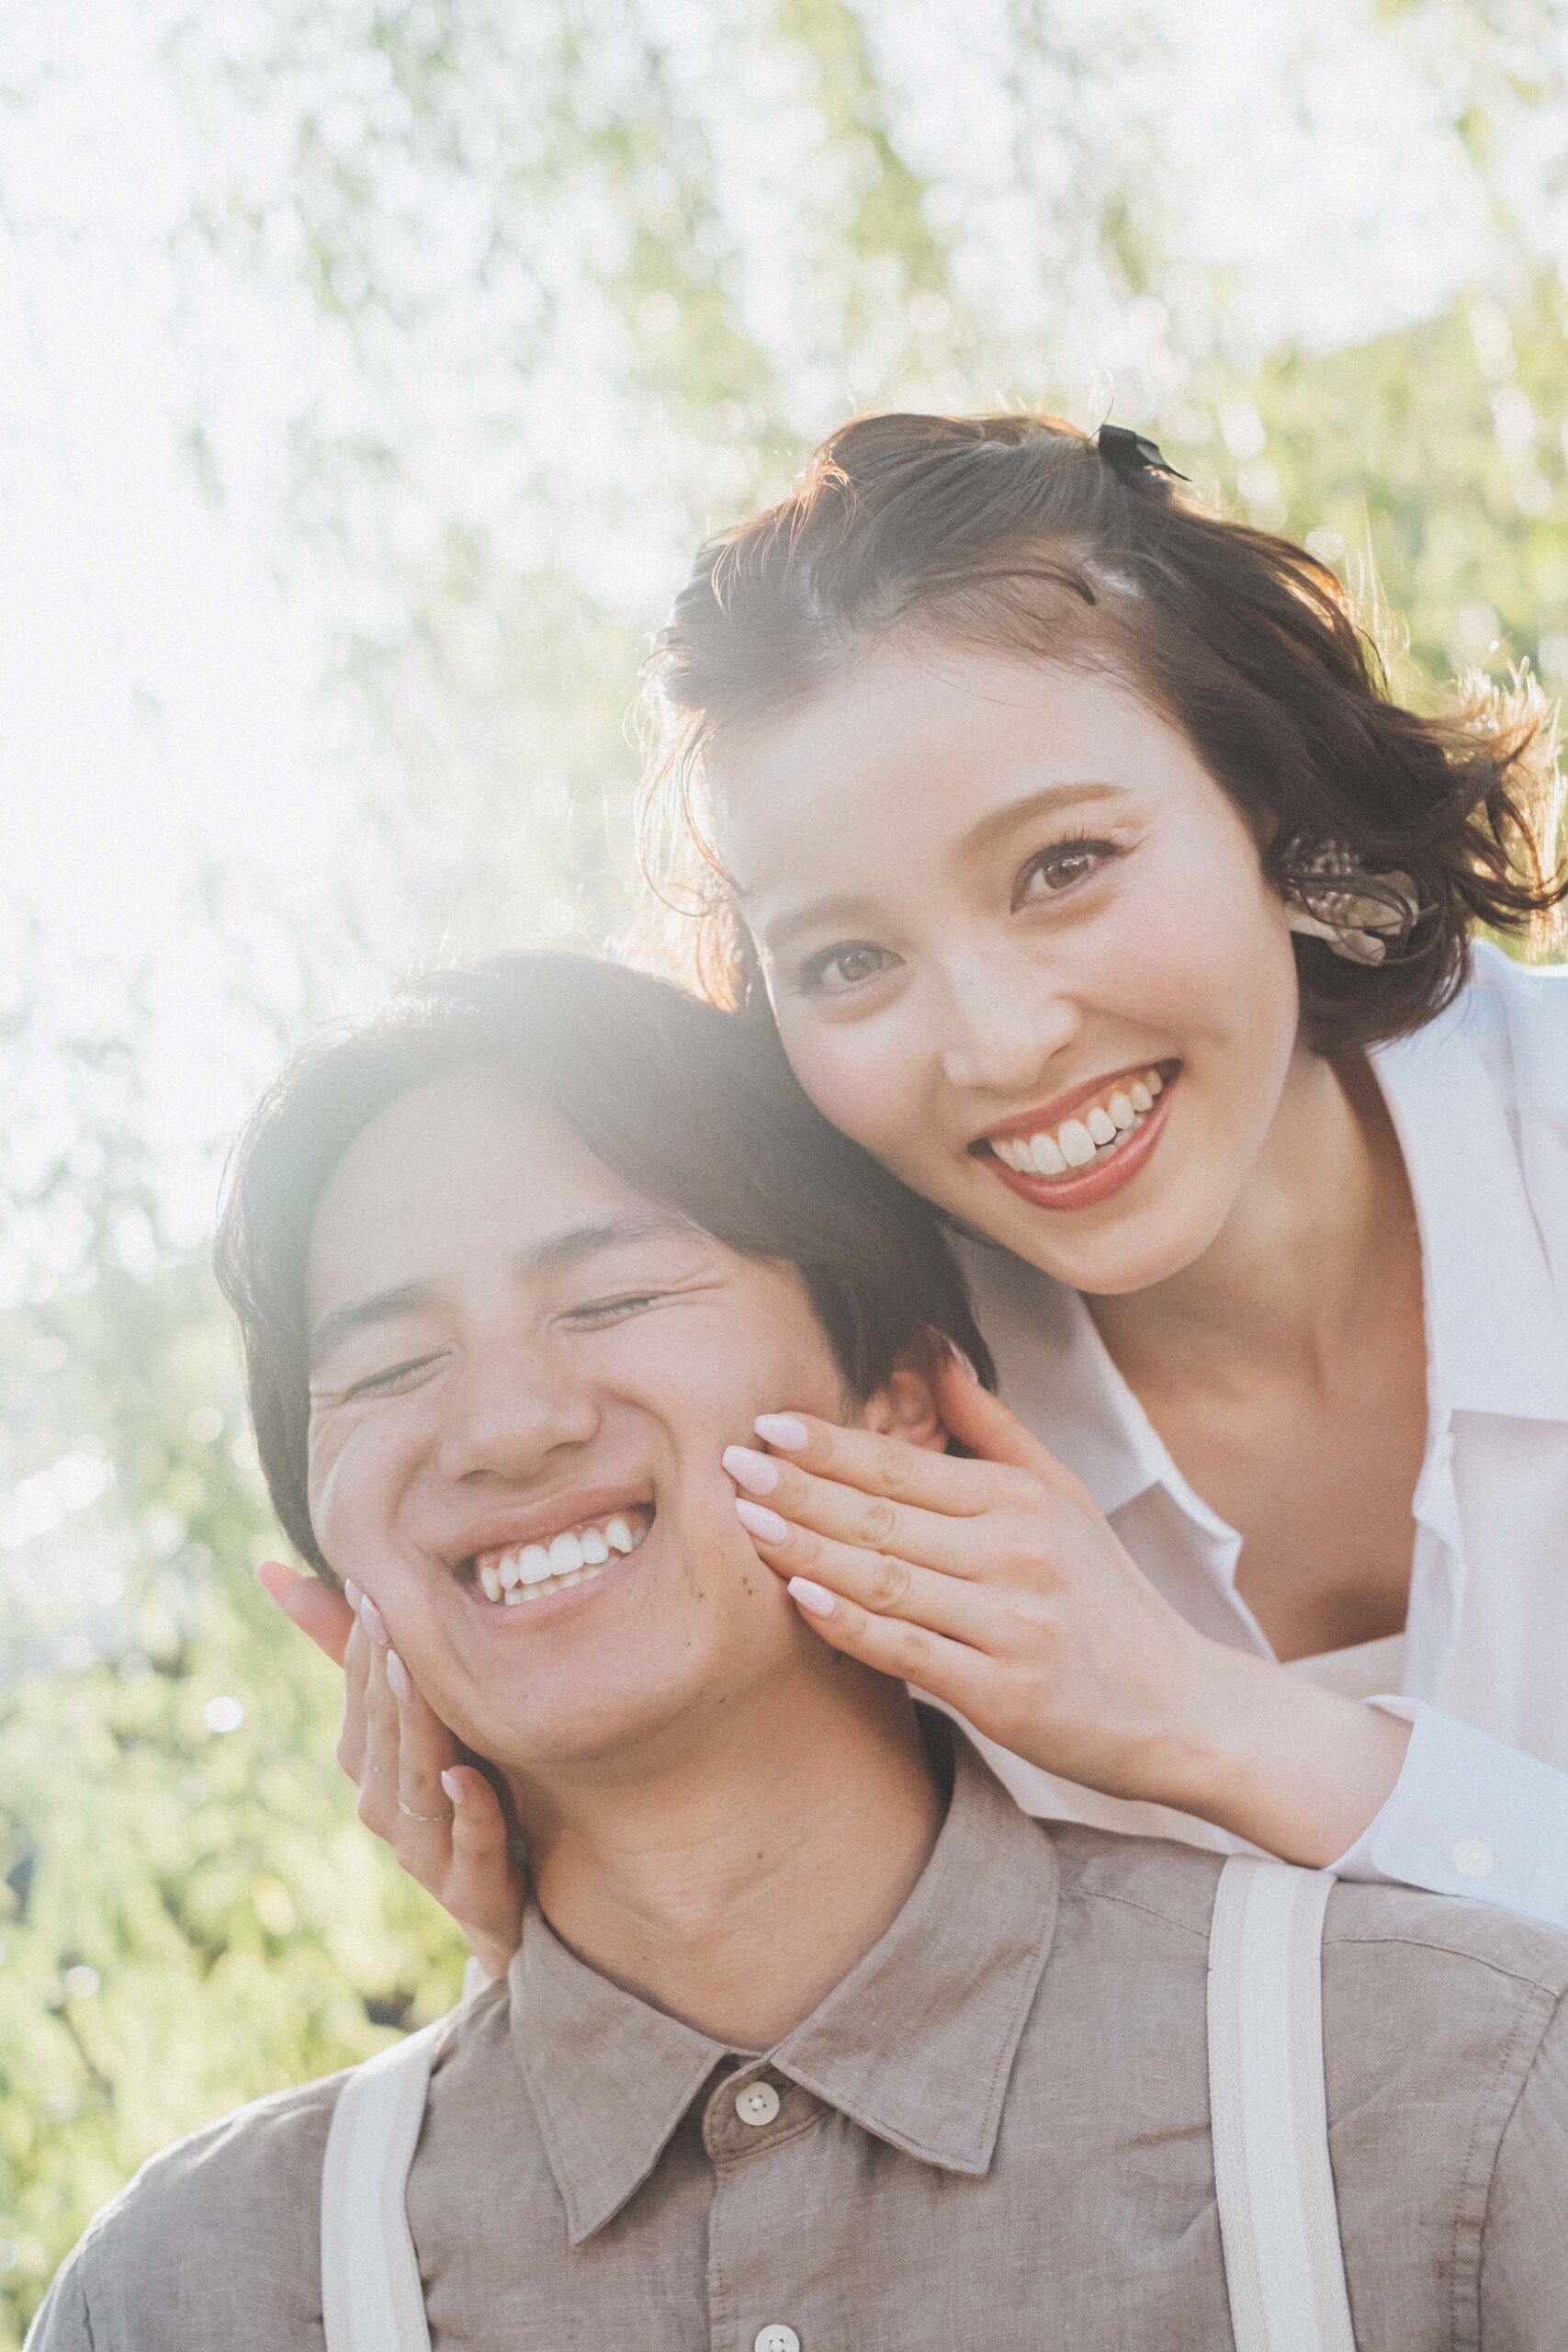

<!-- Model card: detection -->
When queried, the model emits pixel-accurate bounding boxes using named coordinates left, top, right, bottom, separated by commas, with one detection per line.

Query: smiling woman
left=608, top=407, right=1568, bottom=1930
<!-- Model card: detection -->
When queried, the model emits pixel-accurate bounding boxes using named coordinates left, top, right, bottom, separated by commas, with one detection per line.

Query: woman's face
left=718, top=638, right=1306, bottom=1298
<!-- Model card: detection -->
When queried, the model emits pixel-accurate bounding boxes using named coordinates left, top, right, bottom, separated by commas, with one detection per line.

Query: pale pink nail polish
left=723, top=1443, right=779, bottom=1495
left=754, top=1413, right=809, bottom=1450
left=344, top=1578, right=364, bottom=1610
left=788, top=1575, right=837, bottom=1618
left=386, top=1649, right=412, bottom=1702
left=441, top=1769, right=465, bottom=1806
left=359, top=1594, right=389, bottom=1645
left=736, top=1496, right=789, bottom=1544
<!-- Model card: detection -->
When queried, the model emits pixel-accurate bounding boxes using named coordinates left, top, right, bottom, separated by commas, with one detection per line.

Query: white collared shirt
left=955, top=942, right=1568, bottom=1923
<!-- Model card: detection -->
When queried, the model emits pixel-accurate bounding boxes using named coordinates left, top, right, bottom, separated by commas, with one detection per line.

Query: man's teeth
left=991, top=1068, right=1167, bottom=1178
left=476, top=1513, right=646, bottom=1605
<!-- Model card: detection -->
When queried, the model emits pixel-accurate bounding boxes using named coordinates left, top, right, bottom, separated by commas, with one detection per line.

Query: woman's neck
left=511, top=1668, right=942, bottom=2050
left=1089, top=1044, right=1417, bottom=1394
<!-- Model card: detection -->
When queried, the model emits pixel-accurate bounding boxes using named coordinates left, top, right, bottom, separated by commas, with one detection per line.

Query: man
left=28, top=956, right=1568, bottom=2350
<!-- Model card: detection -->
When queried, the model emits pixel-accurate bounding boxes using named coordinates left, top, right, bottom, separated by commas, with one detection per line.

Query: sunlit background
left=5, top=0, right=1568, bottom=2333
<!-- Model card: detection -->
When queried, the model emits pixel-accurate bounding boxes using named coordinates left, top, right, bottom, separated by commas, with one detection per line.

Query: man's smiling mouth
left=466, top=1506, right=654, bottom=1608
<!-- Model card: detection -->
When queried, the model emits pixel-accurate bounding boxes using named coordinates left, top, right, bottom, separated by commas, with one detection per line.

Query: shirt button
left=754, top=2329, right=800, bottom=2352
left=735, top=2079, right=782, bottom=2129
left=1453, top=1836, right=1495, bottom=1881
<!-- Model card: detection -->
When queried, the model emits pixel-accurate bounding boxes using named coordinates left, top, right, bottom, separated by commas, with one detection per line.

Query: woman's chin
left=975, top=1161, right=1239, bottom=1298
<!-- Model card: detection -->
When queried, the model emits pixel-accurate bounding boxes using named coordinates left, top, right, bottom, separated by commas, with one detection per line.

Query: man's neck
left=510, top=1667, right=942, bottom=2049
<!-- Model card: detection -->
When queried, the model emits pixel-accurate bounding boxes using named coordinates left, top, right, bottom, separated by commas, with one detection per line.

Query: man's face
left=305, top=1064, right=865, bottom=1781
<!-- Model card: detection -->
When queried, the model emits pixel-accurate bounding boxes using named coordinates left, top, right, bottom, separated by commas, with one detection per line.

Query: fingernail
left=788, top=1575, right=836, bottom=1618
left=440, top=1769, right=465, bottom=1805
left=386, top=1649, right=412, bottom=1702
left=947, top=1343, right=980, bottom=1383
left=359, top=1594, right=389, bottom=1645
left=344, top=1578, right=364, bottom=1610
left=754, top=1413, right=809, bottom=1451
left=723, top=1443, right=779, bottom=1496
left=735, top=1497, right=789, bottom=1544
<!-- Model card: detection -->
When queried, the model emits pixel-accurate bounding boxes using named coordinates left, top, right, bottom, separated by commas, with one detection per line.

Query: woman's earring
left=1281, top=842, right=1423, bottom=967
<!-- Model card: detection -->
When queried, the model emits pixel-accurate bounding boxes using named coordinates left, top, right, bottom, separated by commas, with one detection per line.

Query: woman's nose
left=434, top=1346, right=600, bottom=1484
left=935, top=952, right=1077, bottom=1096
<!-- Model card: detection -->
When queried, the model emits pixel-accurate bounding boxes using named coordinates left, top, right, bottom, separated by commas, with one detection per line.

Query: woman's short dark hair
left=640, top=409, right=1566, bottom=1051
left=214, top=953, right=992, bottom=1578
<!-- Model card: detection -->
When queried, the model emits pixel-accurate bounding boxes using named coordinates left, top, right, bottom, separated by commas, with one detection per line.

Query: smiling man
left=27, top=955, right=1568, bottom=2352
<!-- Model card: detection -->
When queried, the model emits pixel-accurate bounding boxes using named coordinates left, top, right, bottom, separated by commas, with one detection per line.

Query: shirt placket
left=702, top=2062, right=822, bottom=2352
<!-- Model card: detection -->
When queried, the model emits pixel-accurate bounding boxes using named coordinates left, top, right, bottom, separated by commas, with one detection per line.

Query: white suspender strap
left=1207, top=1856, right=1357, bottom=2352
left=321, top=2018, right=448, bottom=2352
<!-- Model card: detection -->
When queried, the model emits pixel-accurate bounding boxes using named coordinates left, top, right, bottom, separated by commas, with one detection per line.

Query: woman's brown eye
left=802, top=941, right=892, bottom=994
left=1016, top=841, right=1111, bottom=904
left=833, top=947, right=885, bottom=985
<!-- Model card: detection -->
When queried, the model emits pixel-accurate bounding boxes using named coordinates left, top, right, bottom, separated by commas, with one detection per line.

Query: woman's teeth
left=475, top=1513, right=647, bottom=1606
left=990, top=1068, right=1167, bottom=1178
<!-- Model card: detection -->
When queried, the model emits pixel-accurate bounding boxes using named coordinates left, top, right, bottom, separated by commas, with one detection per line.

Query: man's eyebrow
left=747, top=780, right=1130, bottom=955
left=307, top=1213, right=702, bottom=1370
left=308, top=1281, right=438, bottom=1372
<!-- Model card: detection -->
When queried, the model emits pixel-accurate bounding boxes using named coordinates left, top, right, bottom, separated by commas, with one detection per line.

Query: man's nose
left=934, top=948, right=1078, bottom=1097
left=434, top=1344, right=601, bottom=1484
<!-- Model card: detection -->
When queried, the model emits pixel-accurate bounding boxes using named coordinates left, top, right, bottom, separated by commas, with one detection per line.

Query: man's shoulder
left=1320, top=1875, right=1568, bottom=2114
left=83, top=2070, right=342, bottom=2283
left=1325, top=1870, right=1568, bottom=1995
left=1047, top=1823, right=1568, bottom=2014
left=1319, top=1878, right=1568, bottom=2340
left=33, top=2067, right=354, bottom=2349
left=1045, top=1820, right=1226, bottom=1947
left=117, top=2066, right=344, bottom=2230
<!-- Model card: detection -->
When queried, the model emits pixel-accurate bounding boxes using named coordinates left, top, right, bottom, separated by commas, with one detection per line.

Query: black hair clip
left=1096, top=423, right=1188, bottom=483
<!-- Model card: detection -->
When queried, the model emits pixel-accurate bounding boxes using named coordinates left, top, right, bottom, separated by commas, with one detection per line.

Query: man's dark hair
left=215, top=953, right=993, bottom=1578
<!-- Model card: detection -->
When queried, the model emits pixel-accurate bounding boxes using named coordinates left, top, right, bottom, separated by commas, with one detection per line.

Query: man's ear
left=860, top=1358, right=950, bottom=1453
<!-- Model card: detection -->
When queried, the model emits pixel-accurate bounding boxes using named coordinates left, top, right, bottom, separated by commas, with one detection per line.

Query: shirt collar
left=768, top=1722, right=1056, bottom=2174
left=507, top=1723, right=1057, bottom=2242
left=1371, top=950, right=1568, bottom=1424
left=507, top=1906, right=726, bottom=2246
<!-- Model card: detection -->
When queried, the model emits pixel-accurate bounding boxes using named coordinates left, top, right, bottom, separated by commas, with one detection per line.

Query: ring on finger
left=396, top=1797, right=451, bottom=1823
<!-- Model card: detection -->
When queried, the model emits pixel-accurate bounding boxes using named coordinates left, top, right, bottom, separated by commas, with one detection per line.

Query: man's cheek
left=307, top=1425, right=389, bottom=1577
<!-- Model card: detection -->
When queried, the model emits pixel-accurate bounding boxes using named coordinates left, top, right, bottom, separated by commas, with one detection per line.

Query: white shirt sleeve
left=1329, top=1698, right=1568, bottom=1924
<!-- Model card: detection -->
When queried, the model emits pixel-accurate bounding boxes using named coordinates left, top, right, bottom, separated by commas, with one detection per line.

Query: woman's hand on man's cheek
left=255, top=1560, right=527, bottom=1983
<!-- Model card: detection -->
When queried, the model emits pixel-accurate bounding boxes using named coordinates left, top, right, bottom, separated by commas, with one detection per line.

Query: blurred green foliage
left=6, top=0, right=1568, bottom=2339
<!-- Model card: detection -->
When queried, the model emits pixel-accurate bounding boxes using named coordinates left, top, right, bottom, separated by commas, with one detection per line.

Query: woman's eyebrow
left=307, top=1212, right=700, bottom=1371
left=749, top=779, right=1129, bottom=955
left=958, top=777, right=1128, bottom=857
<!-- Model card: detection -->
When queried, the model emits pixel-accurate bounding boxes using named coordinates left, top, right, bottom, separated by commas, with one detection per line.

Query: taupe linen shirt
left=28, top=1731, right=1568, bottom=2351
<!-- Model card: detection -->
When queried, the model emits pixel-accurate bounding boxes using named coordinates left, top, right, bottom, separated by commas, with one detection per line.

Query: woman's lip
left=977, top=1058, right=1177, bottom=1146
left=981, top=1078, right=1176, bottom=1212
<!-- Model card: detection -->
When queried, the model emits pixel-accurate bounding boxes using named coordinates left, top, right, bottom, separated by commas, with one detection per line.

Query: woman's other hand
left=255, top=1561, right=526, bottom=1982
left=724, top=1357, right=1409, bottom=1864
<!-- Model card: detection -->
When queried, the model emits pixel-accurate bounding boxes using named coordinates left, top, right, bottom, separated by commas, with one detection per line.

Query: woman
left=266, top=409, right=1568, bottom=1974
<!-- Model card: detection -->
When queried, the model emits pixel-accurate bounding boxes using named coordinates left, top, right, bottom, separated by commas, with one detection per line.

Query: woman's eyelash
left=1012, top=833, right=1120, bottom=906
left=795, top=942, right=894, bottom=995
left=793, top=836, right=1122, bottom=996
